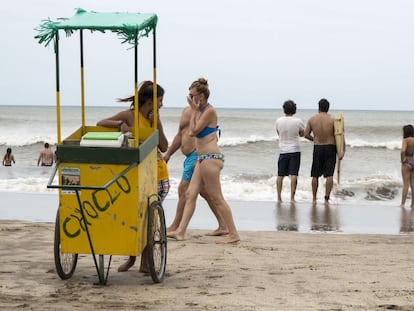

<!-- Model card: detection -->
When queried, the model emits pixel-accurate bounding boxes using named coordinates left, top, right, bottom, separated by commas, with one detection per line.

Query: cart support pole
left=133, top=33, right=139, bottom=147
left=152, top=28, right=157, bottom=129
left=79, top=30, right=86, bottom=130
left=54, top=32, right=62, bottom=144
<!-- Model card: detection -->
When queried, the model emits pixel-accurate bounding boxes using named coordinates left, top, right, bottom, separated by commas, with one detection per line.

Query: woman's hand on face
left=187, top=95, right=197, bottom=110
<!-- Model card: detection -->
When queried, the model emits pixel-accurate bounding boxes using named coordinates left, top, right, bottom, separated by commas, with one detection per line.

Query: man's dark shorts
left=311, top=144, right=336, bottom=178
left=278, top=152, right=301, bottom=176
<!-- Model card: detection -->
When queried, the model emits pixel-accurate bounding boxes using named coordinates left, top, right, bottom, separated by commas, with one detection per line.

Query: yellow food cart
left=35, top=8, right=167, bottom=285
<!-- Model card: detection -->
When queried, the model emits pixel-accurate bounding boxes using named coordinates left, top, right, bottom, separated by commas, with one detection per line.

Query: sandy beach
left=1, top=219, right=414, bottom=310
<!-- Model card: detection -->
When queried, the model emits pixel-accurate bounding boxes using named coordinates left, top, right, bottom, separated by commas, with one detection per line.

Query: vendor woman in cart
left=97, top=80, right=169, bottom=272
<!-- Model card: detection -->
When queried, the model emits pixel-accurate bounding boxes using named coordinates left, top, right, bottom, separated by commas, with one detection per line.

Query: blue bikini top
left=196, top=125, right=221, bottom=138
left=196, top=125, right=220, bottom=138
left=195, top=103, right=221, bottom=138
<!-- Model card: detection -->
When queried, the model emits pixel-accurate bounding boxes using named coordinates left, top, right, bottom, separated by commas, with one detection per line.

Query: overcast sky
left=1, top=0, right=413, bottom=110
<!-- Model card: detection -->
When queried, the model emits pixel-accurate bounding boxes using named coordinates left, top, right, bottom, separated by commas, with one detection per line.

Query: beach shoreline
left=1, top=220, right=414, bottom=310
left=0, top=190, right=412, bottom=234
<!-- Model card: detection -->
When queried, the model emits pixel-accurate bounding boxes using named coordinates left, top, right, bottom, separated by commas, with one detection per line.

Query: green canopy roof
left=35, top=8, right=158, bottom=47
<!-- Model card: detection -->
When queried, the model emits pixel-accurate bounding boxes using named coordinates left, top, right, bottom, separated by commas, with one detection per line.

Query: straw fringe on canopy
left=35, top=8, right=158, bottom=48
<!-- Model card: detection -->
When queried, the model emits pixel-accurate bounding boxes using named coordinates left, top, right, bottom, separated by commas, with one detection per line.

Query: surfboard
left=334, top=112, right=344, bottom=184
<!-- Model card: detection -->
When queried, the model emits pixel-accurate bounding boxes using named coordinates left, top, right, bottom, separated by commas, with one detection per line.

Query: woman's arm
left=189, top=108, right=216, bottom=137
left=96, top=110, right=131, bottom=133
left=401, top=138, right=407, bottom=163
left=164, top=131, right=181, bottom=162
left=157, top=115, right=168, bottom=152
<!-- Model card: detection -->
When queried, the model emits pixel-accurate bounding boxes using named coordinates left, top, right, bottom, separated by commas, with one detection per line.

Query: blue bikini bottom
left=197, top=153, right=224, bottom=163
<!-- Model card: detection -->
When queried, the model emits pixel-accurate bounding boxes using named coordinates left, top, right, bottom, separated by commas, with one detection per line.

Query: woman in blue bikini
left=168, top=78, right=240, bottom=244
left=401, top=124, right=414, bottom=208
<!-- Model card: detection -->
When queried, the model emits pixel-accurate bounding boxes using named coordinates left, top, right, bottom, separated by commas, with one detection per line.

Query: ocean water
left=0, top=105, right=413, bottom=206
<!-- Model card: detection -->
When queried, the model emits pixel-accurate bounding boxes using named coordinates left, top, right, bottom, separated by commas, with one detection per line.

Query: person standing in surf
left=275, top=100, right=305, bottom=204
left=304, top=98, right=345, bottom=204
left=37, top=143, right=56, bottom=166
left=2, top=148, right=15, bottom=166
left=400, top=124, right=414, bottom=208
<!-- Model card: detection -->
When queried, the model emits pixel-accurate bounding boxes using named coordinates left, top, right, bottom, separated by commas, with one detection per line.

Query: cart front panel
left=58, top=148, right=157, bottom=256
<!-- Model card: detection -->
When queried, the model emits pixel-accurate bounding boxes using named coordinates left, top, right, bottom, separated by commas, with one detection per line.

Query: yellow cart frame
left=36, top=8, right=167, bottom=285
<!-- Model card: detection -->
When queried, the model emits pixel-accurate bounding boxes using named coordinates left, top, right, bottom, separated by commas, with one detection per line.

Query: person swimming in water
left=2, top=148, right=15, bottom=166
left=37, top=143, right=56, bottom=166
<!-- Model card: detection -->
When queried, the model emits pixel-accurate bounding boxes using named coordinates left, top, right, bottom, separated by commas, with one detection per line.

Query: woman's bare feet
left=166, top=225, right=178, bottom=234
left=215, top=235, right=240, bottom=244
left=205, top=228, right=229, bottom=236
left=167, top=231, right=185, bottom=241
left=118, top=256, right=136, bottom=272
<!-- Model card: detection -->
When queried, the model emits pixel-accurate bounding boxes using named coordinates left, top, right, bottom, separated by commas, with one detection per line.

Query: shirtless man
left=164, top=106, right=228, bottom=236
left=304, top=98, right=345, bottom=204
left=37, top=143, right=55, bottom=166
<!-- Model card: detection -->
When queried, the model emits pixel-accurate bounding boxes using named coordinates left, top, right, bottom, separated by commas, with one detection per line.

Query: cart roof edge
left=35, top=8, right=158, bottom=47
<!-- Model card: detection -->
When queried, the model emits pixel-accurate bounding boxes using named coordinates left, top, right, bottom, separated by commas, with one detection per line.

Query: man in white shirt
left=275, top=100, right=305, bottom=203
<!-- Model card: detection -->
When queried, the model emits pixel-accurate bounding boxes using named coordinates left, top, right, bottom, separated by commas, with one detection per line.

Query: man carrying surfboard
left=304, top=98, right=345, bottom=204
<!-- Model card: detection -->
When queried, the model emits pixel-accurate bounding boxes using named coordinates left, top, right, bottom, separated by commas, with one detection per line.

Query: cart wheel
left=147, top=200, right=167, bottom=283
left=54, top=209, right=78, bottom=280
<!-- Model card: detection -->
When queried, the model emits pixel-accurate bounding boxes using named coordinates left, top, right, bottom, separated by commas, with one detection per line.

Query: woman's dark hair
left=117, top=81, right=165, bottom=110
left=403, top=124, right=414, bottom=138
left=6, top=148, right=11, bottom=154
left=283, top=100, right=296, bottom=115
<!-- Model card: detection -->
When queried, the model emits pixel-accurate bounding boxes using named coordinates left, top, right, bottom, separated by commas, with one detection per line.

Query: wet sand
left=1, top=191, right=413, bottom=234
